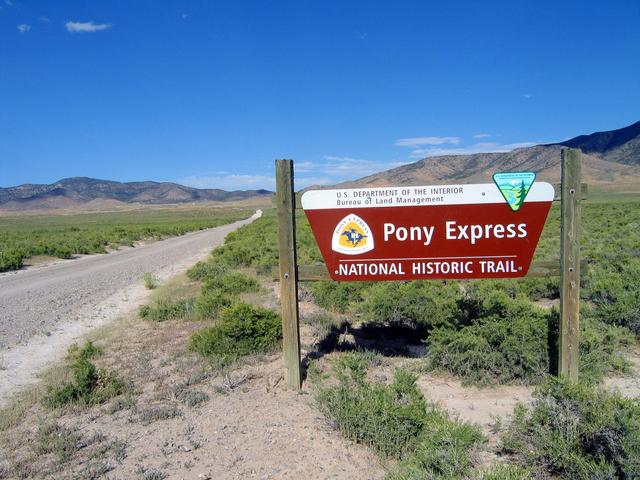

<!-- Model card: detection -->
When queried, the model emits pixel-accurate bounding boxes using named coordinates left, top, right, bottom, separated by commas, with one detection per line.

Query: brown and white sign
left=301, top=182, right=554, bottom=281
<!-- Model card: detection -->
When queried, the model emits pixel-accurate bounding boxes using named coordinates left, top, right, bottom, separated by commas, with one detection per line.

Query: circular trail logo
left=331, top=214, right=374, bottom=255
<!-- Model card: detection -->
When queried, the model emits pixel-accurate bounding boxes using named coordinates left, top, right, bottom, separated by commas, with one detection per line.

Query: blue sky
left=1, top=1, right=639, bottom=190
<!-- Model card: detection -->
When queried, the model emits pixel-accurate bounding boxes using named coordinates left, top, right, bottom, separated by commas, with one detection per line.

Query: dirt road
left=0, top=210, right=261, bottom=405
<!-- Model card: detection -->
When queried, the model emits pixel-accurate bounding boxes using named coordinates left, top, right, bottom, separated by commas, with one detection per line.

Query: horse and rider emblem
left=332, top=214, right=374, bottom=255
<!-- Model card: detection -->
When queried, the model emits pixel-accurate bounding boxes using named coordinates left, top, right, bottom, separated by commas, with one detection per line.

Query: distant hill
left=0, top=177, right=273, bottom=211
left=334, top=121, right=640, bottom=190
left=552, top=120, right=640, bottom=166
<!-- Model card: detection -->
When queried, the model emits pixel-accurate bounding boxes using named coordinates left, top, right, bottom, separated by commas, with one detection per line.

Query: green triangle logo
left=492, top=172, right=536, bottom=212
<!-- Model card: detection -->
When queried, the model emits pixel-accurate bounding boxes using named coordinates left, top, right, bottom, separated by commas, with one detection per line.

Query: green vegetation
left=303, top=199, right=640, bottom=386
left=3, top=192, right=636, bottom=477
left=387, top=418, right=485, bottom=480
left=43, top=342, right=127, bottom=408
left=190, top=302, right=281, bottom=365
left=138, top=405, right=181, bottom=424
left=139, top=232, right=280, bottom=367
left=426, top=291, right=630, bottom=386
left=180, top=390, right=209, bottom=407
left=67, top=340, right=102, bottom=361
left=0, top=206, right=250, bottom=271
left=501, top=378, right=640, bottom=479
left=139, top=297, right=195, bottom=321
left=201, top=271, right=260, bottom=296
left=34, top=421, right=81, bottom=462
left=361, top=281, right=463, bottom=331
left=476, top=465, right=533, bottom=480
left=308, top=281, right=372, bottom=313
left=194, top=291, right=233, bottom=319
left=426, top=291, right=550, bottom=385
left=314, top=352, right=484, bottom=479
left=143, top=272, right=159, bottom=290
left=210, top=209, right=321, bottom=272
left=573, top=314, right=633, bottom=384
left=139, top=269, right=260, bottom=322
left=186, top=260, right=228, bottom=281
left=585, top=259, right=640, bottom=335
left=183, top=199, right=639, bottom=387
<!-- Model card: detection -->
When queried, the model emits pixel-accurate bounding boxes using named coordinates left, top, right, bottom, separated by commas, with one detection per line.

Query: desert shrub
left=201, top=271, right=260, bottom=296
left=501, top=378, right=640, bottom=479
left=186, top=261, right=227, bottom=281
left=430, top=292, right=632, bottom=386
left=34, top=421, right=81, bottom=462
left=316, top=354, right=429, bottom=458
left=0, top=247, right=25, bottom=271
left=517, top=276, right=560, bottom=301
left=544, top=307, right=633, bottom=384
left=308, top=281, right=372, bottom=313
left=67, top=340, right=102, bottom=361
left=211, top=214, right=280, bottom=269
left=210, top=211, right=321, bottom=271
left=143, top=272, right=159, bottom=290
left=43, top=357, right=126, bottom=408
left=180, top=390, right=209, bottom=407
left=426, top=292, right=550, bottom=385
left=475, top=464, right=533, bottom=479
left=460, top=283, right=541, bottom=321
left=139, top=297, right=194, bottom=321
left=386, top=417, right=485, bottom=479
left=190, top=302, right=281, bottom=364
left=578, top=315, right=632, bottom=383
left=0, top=207, right=250, bottom=272
left=315, top=352, right=484, bottom=477
left=359, top=281, right=463, bottom=331
left=470, top=277, right=559, bottom=302
left=138, top=405, right=181, bottom=424
left=194, top=290, right=233, bottom=319
left=584, top=259, right=640, bottom=335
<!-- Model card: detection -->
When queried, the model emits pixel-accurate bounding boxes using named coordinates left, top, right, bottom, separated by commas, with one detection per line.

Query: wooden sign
left=301, top=182, right=555, bottom=281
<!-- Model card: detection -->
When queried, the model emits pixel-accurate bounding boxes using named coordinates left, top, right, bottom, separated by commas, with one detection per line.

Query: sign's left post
left=275, top=159, right=302, bottom=390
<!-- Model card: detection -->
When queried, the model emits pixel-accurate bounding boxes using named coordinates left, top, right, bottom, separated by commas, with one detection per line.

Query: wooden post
left=275, top=160, right=302, bottom=390
left=559, top=148, right=582, bottom=380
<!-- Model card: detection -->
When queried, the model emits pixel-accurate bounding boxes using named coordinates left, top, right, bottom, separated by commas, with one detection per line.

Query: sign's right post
left=559, top=148, right=582, bottom=380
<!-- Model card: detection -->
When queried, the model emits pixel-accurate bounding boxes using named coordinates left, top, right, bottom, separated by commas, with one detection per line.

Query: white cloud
left=394, top=136, right=460, bottom=147
left=309, top=156, right=409, bottom=178
left=395, top=132, right=536, bottom=159
left=292, top=156, right=411, bottom=186
left=65, top=21, right=111, bottom=33
left=522, top=93, right=533, bottom=99
left=17, top=23, right=30, bottom=33
left=408, top=141, right=537, bottom=159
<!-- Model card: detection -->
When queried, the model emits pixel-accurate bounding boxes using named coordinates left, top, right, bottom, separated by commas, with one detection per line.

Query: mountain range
left=338, top=120, right=640, bottom=190
left=2, top=121, right=639, bottom=211
left=0, top=177, right=272, bottom=211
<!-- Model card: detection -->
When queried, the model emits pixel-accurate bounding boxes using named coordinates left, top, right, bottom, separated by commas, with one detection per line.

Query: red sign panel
left=301, top=183, right=554, bottom=281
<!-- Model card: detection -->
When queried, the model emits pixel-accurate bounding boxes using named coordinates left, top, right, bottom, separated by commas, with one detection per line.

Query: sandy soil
left=0, top=292, right=386, bottom=480
left=0, top=211, right=262, bottom=407
left=605, top=347, right=640, bottom=397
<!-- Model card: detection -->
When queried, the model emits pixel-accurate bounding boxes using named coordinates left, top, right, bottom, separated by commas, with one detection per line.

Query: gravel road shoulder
left=0, top=210, right=261, bottom=406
